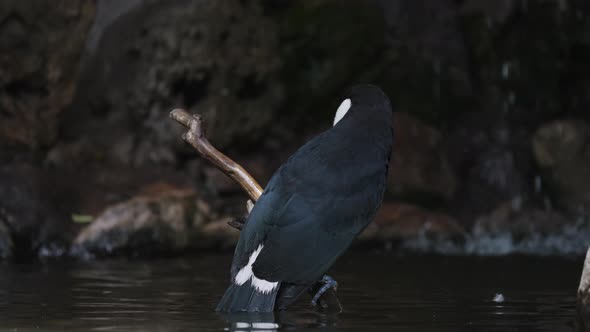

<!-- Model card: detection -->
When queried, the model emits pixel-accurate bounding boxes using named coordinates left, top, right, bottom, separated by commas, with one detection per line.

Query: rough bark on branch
left=170, top=109, right=263, bottom=202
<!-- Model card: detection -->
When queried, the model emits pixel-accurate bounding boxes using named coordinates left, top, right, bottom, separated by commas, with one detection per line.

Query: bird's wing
left=251, top=187, right=371, bottom=284
left=228, top=132, right=334, bottom=279
left=230, top=130, right=385, bottom=283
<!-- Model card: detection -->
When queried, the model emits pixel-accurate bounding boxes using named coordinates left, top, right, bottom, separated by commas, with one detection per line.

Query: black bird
left=216, top=84, right=394, bottom=312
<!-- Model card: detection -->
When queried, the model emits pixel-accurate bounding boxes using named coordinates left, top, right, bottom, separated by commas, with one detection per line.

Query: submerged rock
left=72, top=185, right=238, bottom=258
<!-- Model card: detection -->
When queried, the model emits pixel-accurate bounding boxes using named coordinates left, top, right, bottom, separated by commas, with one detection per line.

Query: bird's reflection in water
left=219, top=310, right=341, bottom=331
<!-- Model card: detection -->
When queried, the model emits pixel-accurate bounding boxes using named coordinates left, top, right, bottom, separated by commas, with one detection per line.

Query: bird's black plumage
left=216, top=84, right=394, bottom=312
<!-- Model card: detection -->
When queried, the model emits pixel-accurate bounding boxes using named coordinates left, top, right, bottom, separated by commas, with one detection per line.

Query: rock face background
left=1, top=0, right=589, bottom=259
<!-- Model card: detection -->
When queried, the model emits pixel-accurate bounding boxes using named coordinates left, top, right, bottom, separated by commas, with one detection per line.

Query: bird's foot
left=311, top=275, right=338, bottom=306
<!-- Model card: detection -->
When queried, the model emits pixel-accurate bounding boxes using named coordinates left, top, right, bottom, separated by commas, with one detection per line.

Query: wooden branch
left=169, top=108, right=342, bottom=313
left=170, top=109, right=263, bottom=202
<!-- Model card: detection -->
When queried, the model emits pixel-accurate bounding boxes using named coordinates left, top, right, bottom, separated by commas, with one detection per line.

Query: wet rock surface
left=72, top=185, right=238, bottom=258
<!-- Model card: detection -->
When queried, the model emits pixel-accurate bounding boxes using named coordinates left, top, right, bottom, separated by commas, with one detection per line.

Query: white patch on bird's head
left=333, top=98, right=351, bottom=126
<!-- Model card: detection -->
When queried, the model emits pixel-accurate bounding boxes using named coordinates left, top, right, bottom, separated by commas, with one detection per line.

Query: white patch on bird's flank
left=251, top=274, right=279, bottom=294
left=234, top=244, right=278, bottom=294
left=333, top=98, right=351, bottom=126
left=234, top=245, right=262, bottom=285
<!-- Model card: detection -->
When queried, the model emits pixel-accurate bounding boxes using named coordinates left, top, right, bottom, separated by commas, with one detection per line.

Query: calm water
left=0, top=253, right=583, bottom=331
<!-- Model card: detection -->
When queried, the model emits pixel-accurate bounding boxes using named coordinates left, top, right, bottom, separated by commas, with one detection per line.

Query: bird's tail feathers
left=216, top=280, right=280, bottom=312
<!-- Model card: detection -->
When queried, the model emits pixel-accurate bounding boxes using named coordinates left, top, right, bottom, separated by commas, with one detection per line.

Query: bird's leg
left=310, top=275, right=338, bottom=306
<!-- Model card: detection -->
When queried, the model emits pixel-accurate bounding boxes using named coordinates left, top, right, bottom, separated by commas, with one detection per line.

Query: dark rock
left=532, top=120, right=590, bottom=215
left=0, top=0, right=95, bottom=150
left=389, top=112, right=457, bottom=202
left=447, top=114, right=530, bottom=220
left=64, top=0, right=283, bottom=167
left=0, top=163, right=74, bottom=259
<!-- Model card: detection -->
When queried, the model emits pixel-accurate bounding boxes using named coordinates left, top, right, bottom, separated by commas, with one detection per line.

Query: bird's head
left=332, top=84, right=393, bottom=130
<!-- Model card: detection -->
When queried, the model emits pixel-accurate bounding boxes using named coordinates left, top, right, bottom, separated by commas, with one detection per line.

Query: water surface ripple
left=0, top=254, right=582, bottom=331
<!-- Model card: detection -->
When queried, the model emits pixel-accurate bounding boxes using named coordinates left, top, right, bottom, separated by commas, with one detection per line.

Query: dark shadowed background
left=1, top=0, right=590, bottom=260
